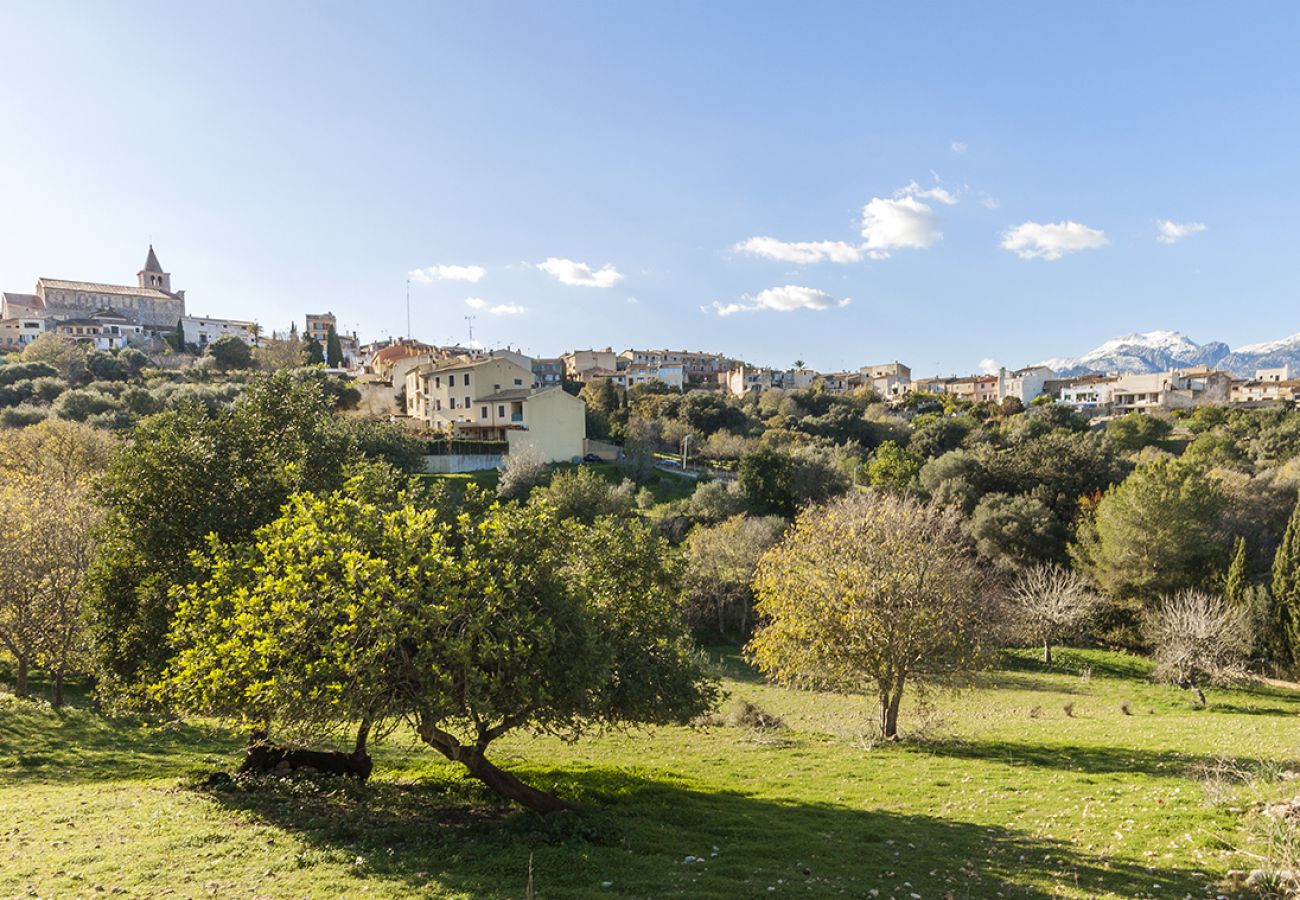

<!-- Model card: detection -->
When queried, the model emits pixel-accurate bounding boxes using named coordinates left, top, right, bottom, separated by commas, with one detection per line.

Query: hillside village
left=3, top=248, right=1298, bottom=473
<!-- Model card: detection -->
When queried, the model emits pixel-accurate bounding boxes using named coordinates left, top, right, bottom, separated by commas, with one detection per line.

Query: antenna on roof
left=405, top=278, right=411, bottom=340
left=465, top=315, right=476, bottom=344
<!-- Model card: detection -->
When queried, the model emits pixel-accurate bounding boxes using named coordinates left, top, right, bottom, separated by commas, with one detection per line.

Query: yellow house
left=406, top=354, right=587, bottom=462
left=505, top=386, right=587, bottom=462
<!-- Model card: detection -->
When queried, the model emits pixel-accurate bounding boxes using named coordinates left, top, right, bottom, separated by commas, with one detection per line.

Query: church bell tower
left=137, top=244, right=172, bottom=293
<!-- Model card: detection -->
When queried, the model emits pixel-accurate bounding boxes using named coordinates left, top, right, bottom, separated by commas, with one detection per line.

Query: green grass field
left=4, top=648, right=1299, bottom=898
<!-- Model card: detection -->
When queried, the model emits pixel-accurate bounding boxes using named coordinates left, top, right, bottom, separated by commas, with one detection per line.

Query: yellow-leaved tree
left=748, top=493, right=997, bottom=739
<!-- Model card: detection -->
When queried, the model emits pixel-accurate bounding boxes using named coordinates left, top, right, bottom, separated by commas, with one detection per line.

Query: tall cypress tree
left=1270, top=493, right=1300, bottom=671
left=304, top=334, right=325, bottom=365
left=326, top=325, right=344, bottom=368
left=1225, top=536, right=1249, bottom=608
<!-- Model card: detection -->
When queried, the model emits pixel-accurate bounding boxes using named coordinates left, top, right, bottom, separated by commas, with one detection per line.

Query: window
left=497, top=405, right=505, bottom=417
left=513, top=378, right=523, bottom=386
left=434, top=376, right=440, bottom=388
left=435, top=399, right=441, bottom=411
left=450, top=397, right=456, bottom=409
left=481, top=406, right=488, bottom=418
left=464, top=396, right=471, bottom=408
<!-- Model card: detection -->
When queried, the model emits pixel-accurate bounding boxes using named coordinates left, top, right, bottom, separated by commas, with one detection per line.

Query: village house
left=181, top=315, right=257, bottom=348
left=561, top=348, right=619, bottom=381
left=860, top=362, right=912, bottom=398
left=998, top=365, right=1056, bottom=404
left=619, top=348, right=728, bottom=388
left=405, top=354, right=586, bottom=462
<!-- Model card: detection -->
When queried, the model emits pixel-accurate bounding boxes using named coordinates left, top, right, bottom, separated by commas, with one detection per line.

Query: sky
left=2, top=1, right=1299, bottom=375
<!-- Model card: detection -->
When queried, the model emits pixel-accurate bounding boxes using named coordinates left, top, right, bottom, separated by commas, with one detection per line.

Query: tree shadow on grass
left=908, top=736, right=1297, bottom=782
left=0, top=696, right=239, bottom=785
left=199, top=765, right=1217, bottom=899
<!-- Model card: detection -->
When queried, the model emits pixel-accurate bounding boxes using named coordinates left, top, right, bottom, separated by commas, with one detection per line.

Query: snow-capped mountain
left=1038, top=331, right=1228, bottom=376
left=1038, top=330, right=1299, bottom=378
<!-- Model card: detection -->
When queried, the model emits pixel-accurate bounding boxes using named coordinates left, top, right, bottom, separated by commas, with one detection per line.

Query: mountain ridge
left=1035, top=330, right=1300, bottom=378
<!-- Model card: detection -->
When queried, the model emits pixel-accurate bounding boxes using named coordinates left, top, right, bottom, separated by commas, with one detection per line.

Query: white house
left=181, top=315, right=257, bottom=348
left=998, top=365, right=1056, bottom=404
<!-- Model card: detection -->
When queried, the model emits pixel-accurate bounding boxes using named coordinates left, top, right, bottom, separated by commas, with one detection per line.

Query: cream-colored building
left=405, top=354, right=585, bottom=462
left=561, top=348, right=619, bottom=380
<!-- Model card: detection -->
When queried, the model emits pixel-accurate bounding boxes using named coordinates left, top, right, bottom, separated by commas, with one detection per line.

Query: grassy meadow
left=3, top=648, right=1300, bottom=898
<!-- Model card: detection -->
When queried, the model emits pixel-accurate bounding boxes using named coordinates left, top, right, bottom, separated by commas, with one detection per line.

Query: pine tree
left=173, top=316, right=187, bottom=352
left=1225, top=536, right=1249, bottom=608
left=1270, top=493, right=1300, bottom=671
left=326, top=325, right=344, bottom=368
left=304, top=334, right=325, bottom=365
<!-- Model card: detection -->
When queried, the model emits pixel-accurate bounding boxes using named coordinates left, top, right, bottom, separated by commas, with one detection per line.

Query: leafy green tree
left=1105, top=413, right=1173, bottom=453
left=85, top=373, right=359, bottom=701
left=1072, top=457, right=1227, bottom=602
left=303, top=334, right=325, bottom=365
left=738, top=445, right=849, bottom=516
left=749, top=493, right=994, bottom=739
left=205, top=334, right=253, bottom=370
left=866, top=440, right=921, bottom=492
left=1270, top=493, right=1300, bottom=671
left=968, top=492, right=1066, bottom=570
left=21, top=333, right=87, bottom=381
left=158, top=492, right=716, bottom=812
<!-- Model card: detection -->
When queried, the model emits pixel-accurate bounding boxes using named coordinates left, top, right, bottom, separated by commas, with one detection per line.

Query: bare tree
left=1007, top=564, right=1103, bottom=665
left=1146, top=590, right=1252, bottom=706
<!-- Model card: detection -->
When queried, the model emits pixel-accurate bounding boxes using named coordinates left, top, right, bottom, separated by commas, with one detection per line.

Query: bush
left=530, top=466, right=635, bottom=523
left=0, top=405, right=49, bottom=428
left=497, top=449, right=549, bottom=501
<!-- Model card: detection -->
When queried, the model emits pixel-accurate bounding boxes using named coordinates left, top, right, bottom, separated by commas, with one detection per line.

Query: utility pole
left=405, top=278, right=412, bottom=340
left=464, top=315, right=477, bottom=345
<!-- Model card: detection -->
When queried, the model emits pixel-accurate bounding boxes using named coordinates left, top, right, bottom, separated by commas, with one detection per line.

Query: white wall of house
left=181, top=315, right=256, bottom=347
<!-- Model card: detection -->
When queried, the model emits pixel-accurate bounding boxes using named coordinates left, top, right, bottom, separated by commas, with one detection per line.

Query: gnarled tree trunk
left=417, top=715, right=571, bottom=815
left=14, top=656, right=29, bottom=698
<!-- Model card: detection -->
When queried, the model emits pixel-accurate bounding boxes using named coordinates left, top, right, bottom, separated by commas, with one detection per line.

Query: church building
left=1, top=245, right=187, bottom=332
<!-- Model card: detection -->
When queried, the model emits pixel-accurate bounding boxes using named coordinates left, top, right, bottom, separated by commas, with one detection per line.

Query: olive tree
left=1006, top=564, right=1102, bottom=664
left=748, top=493, right=995, bottom=739
left=157, top=489, right=716, bottom=813
left=1145, top=590, right=1252, bottom=706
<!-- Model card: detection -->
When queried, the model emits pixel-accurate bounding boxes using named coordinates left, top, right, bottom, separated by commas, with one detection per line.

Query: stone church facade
left=1, top=245, right=187, bottom=331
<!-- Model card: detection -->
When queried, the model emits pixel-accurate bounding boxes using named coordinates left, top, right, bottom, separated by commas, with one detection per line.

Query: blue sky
left=2, top=2, right=1298, bottom=374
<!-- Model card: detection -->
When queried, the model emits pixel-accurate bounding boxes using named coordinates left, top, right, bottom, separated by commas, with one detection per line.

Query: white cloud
left=860, top=195, right=945, bottom=258
left=626, top=296, right=639, bottom=304
left=536, top=257, right=624, bottom=288
left=1157, top=220, right=1207, bottom=244
left=897, top=180, right=959, bottom=205
left=734, top=236, right=864, bottom=264
left=707, top=285, right=851, bottom=316
left=980, top=194, right=1001, bottom=210
left=465, top=297, right=525, bottom=316
left=978, top=357, right=1001, bottom=375
left=951, top=141, right=968, bottom=155
left=1000, top=220, right=1109, bottom=261
left=408, top=264, right=486, bottom=284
